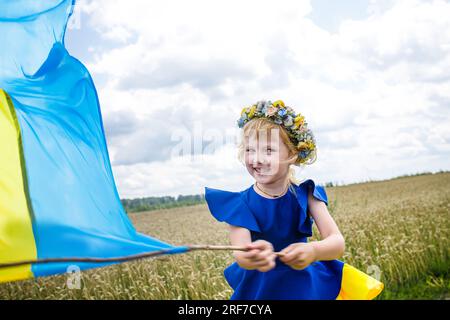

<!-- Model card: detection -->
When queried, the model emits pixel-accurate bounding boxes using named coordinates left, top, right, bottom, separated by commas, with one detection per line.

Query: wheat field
left=1, top=172, right=449, bottom=299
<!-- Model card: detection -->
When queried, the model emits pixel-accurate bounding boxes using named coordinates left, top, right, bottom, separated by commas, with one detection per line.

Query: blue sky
left=64, top=0, right=450, bottom=198
left=308, top=0, right=372, bottom=32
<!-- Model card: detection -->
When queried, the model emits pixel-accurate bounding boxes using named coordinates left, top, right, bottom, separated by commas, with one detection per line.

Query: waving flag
left=0, top=0, right=188, bottom=283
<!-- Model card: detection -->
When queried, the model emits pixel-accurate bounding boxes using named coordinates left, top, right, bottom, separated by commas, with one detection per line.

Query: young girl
left=204, top=100, right=384, bottom=300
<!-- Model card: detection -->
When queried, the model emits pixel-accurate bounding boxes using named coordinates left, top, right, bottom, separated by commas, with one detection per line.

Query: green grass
left=381, top=272, right=449, bottom=300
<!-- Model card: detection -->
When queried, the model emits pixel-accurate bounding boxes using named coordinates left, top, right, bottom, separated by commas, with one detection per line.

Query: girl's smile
left=252, top=166, right=271, bottom=175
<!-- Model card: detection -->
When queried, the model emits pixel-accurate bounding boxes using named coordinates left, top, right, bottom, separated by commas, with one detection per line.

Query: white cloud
left=66, top=0, right=450, bottom=198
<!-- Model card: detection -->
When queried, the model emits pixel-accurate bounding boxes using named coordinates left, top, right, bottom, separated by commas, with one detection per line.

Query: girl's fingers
left=251, top=248, right=274, bottom=262
left=253, top=255, right=277, bottom=268
left=247, top=240, right=273, bottom=251
left=258, top=260, right=276, bottom=272
left=252, top=260, right=272, bottom=267
left=248, top=250, right=276, bottom=266
left=243, top=248, right=275, bottom=262
left=280, top=249, right=293, bottom=260
left=241, top=249, right=259, bottom=259
left=280, top=244, right=294, bottom=255
left=280, top=248, right=299, bottom=263
left=291, top=262, right=308, bottom=270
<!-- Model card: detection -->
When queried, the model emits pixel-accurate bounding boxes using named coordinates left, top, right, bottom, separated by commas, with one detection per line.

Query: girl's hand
left=279, top=242, right=317, bottom=270
left=235, top=240, right=276, bottom=272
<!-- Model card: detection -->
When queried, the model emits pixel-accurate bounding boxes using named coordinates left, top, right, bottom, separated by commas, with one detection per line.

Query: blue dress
left=204, top=179, right=384, bottom=300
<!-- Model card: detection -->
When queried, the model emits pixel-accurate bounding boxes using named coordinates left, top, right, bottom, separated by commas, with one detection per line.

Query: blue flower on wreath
left=237, top=118, right=247, bottom=128
left=298, top=150, right=310, bottom=158
left=278, top=108, right=287, bottom=117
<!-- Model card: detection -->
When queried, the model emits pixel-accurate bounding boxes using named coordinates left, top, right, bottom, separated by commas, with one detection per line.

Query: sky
left=64, top=0, right=450, bottom=199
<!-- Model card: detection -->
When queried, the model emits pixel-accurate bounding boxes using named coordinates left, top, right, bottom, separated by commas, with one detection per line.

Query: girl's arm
left=307, top=189, right=345, bottom=261
left=280, top=189, right=345, bottom=269
left=228, top=225, right=276, bottom=272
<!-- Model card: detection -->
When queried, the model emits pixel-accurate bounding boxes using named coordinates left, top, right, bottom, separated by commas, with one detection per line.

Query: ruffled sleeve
left=294, top=179, right=329, bottom=237
left=204, top=187, right=261, bottom=233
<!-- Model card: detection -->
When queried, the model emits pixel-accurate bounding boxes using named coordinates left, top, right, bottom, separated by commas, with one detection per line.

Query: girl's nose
left=253, top=153, right=266, bottom=165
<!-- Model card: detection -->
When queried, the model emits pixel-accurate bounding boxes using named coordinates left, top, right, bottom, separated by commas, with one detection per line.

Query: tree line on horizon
left=121, top=194, right=205, bottom=213
left=122, top=170, right=448, bottom=214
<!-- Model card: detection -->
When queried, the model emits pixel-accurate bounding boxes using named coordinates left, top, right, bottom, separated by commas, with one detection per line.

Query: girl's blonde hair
left=237, top=118, right=312, bottom=192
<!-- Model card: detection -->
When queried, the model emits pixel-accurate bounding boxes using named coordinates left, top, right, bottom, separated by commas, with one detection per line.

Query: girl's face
left=244, top=128, right=295, bottom=184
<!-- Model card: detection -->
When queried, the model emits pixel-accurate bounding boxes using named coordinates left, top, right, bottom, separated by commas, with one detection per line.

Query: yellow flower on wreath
left=297, top=140, right=315, bottom=151
left=272, top=100, right=285, bottom=109
left=248, top=105, right=257, bottom=118
left=293, top=115, right=305, bottom=129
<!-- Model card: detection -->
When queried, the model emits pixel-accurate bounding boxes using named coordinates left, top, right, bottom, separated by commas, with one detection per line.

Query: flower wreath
left=237, top=100, right=317, bottom=164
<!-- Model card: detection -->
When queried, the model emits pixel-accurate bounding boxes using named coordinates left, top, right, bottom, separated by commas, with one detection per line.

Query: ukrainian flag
left=0, top=0, right=186, bottom=283
left=337, top=263, right=384, bottom=300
